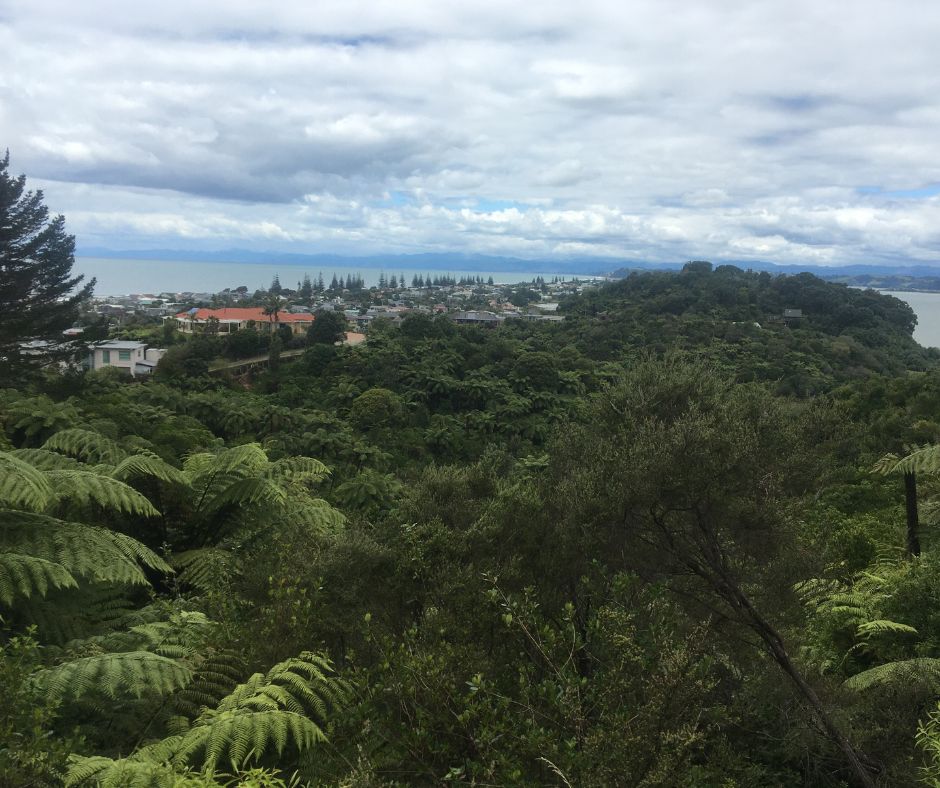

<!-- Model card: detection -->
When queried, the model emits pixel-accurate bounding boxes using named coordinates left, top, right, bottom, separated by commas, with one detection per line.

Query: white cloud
left=3, top=1, right=940, bottom=265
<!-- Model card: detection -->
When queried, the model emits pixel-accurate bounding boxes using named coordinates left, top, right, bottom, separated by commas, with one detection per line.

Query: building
left=452, top=310, right=504, bottom=326
left=173, top=307, right=315, bottom=336
left=87, top=341, right=166, bottom=377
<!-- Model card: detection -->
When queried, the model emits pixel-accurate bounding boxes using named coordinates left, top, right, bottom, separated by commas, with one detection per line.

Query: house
left=87, top=341, right=166, bottom=377
left=452, top=310, right=504, bottom=326
left=173, top=307, right=315, bottom=336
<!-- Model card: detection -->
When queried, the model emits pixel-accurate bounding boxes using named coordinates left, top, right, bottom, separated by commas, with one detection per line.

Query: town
left=78, top=273, right=593, bottom=375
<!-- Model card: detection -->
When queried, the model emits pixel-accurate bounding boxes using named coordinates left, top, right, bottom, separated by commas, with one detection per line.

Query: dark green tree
left=299, top=273, right=313, bottom=301
left=269, top=274, right=283, bottom=294
left=307, top=310, right=347, bottom=345
left=0, top=152, right=95, bottom=378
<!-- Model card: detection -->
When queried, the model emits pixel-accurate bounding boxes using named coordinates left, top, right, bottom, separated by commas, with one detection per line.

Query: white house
left=88, top=341, right=166, bottom=377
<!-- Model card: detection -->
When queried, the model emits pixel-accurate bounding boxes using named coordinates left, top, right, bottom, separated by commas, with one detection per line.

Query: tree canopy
left=0, top=152, right=95, bottom=379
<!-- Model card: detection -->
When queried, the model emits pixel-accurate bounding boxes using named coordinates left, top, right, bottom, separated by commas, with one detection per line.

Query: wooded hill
left=5, top=261, right=940, bottom=786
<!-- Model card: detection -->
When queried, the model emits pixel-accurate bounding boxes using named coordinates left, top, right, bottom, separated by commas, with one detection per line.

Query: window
left=118, top=350, right=131, bottom=361
left=102, top=350, right=110, bottom=364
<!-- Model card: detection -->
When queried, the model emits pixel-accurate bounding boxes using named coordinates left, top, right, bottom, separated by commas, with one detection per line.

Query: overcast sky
left=3, top=1, right=940, bottom=266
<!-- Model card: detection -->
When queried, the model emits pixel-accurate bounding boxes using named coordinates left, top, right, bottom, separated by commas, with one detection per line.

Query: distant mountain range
left=76, top=247, right=940, bottom=285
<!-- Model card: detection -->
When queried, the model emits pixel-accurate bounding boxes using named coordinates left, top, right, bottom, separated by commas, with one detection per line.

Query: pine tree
left=329, top=274, right=339, bottom=291
left=378, top=272, right=387, bottom=289
left=269, top=274, right=282, bottom=294
left=389, top=274, right=398, bottom=289
left=300, top=274, right=313, bottom=301
left=0, top=152, right=95, bottom=378
left=317, top=272, right=325, bottom=292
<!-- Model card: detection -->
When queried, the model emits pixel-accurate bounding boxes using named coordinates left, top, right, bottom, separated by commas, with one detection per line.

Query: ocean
left=880, top=291, right=940, bottom=349
left=74, top=257, right=584, bottom=297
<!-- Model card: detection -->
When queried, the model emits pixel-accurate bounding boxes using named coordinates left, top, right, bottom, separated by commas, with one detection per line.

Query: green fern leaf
left=43, top=428, right=128, bottom=464
left=9, top=448, right=83, bottom=471
left=65, top=755, right=180, bottom=788
left=0, top=551, right=78, bottom=605
left=38, top=650, right=193, bottom=700
left=845, top=657, right=940, bottom=690
left=857, top=619, right=919, bottom=637
left=0, top=509, right=172, bottom=584
left=112, top=454, right=190, bottom=487
left=0, top=451, right=55, bottom=510
left=45, top=470, right=160, bottom=517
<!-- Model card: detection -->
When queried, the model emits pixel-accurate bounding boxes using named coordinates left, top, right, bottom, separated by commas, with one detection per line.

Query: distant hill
left=77, top=246, right=940, bottom=289
left=556, top=262, right=938, bottom=396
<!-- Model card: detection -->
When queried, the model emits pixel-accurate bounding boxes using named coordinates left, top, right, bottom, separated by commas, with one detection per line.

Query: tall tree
left=0, top=152, right=95, bottom=378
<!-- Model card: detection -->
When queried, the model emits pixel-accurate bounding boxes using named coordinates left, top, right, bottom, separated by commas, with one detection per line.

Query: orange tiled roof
left=174, top=307, right=314, bottom=323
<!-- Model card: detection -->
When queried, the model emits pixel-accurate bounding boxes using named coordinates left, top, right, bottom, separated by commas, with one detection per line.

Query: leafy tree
left=549, top=357, right=878, bottom=786
left=0, top=152, right=95, bottom=379
left=307, top=310, right=347, bottom=346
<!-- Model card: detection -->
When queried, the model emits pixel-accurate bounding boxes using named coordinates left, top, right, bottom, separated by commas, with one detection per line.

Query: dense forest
left=6, top=168, right=940, bottom=785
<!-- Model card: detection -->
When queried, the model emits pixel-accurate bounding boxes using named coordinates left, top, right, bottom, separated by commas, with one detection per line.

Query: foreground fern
left=66, top=651, right=348, bottom=784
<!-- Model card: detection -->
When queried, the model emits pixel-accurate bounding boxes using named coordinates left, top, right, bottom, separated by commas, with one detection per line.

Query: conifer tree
left=0, top=152, right=95, bottom=378
left=269, top=274, right=282, bottom=294
left=300, top=273, right=313, bottom=301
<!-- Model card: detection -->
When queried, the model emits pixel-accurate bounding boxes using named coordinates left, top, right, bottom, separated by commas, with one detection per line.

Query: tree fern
left=112, top=453, right=190, bottom=487
left=876, top=444, right=940, bottom=476
left=844, top=657, right=940, bottom=690
left=9, top=447, right=83, bottom=470
left=0, top=451, right=55, bottom=510
left=43, top=428, right=128, bottom=464
left=65, top=756, right=180, bottom=788
left=173, top=648, right=247, bottom=719
left=45, top=470, right=160, bottom=517
left=37, top=651, right=193, bottom=700
left=172, top=549, right=234, bottom=594
left=0, top=551, right=77, bottom=605
left=65, top=651, right=346, bottom=781
left=0, top=510, right=171, bottom=588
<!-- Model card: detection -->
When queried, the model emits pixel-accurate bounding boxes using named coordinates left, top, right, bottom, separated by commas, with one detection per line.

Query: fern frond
left=0, top=451, right=55, bottom=510
left=857, top=619, right=919, bottom=637
left=65, top=755, right=180, bottom=788
left=179, top=709, right=326, bottom=772
left=112, top=454, right=190, bottom=487
left=202, top=477, right=286, bottom=512
left=878, top=444, right=940, bottom=476
left=283, top=497, right=346, bottom=532
left=0, top=551, right=78, bottom=605
left=43, top=428, right=128, bottom=464
left=174, top=649, right=247, bottom=719
left=45, top=470, right=161, bottom=517
left=9, top=448, right=83, bottom=470
left=171, top=549, right=233, bottom=593
left=265, top=456, right=330, bottom=484
left=845, top=658, right=940, bottom=690
left=37, top=651, right=193, bottom=700
left=872, top=452, right=902, bottom=476
left=0, top=509, right=172, bottom=584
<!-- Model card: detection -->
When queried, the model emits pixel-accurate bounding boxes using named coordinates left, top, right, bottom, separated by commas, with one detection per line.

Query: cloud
left=3, top=1, right=940, bottom=265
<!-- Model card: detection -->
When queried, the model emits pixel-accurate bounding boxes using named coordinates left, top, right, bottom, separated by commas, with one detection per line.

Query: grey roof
left=95, top=341, right=147, bottom=349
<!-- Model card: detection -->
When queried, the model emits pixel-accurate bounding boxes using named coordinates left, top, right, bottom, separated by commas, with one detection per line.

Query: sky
left=3, top=1, right=940, bottom=266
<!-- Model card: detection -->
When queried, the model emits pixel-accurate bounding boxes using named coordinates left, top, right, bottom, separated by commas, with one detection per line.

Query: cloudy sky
left=3, top=0, right=940, bottom=266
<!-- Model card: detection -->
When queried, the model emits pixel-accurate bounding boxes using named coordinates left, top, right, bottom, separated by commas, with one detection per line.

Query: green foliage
left=38, top=650, right=194, bottom=701
left=66, top=652, right=346, bottom=781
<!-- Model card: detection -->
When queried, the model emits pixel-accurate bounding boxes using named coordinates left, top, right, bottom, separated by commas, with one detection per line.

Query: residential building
left=87, top=341, right=166, bottom=377
left=173, top=307, right=315, bottom=336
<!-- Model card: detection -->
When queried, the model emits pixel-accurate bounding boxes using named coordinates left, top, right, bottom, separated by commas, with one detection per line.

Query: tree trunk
left=722, top=579, right=878, bottom=787
left=905, top=471, right=921, bottom=557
